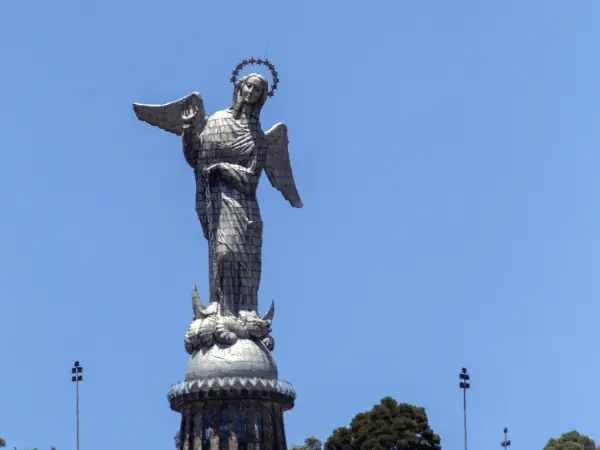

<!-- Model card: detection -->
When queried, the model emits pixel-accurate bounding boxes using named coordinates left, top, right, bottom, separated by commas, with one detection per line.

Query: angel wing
left=132, top=92, right=207, bottom=136
left=264, top=123, right=303, bottom=208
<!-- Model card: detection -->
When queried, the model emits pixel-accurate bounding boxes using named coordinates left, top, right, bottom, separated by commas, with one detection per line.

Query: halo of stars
left=230, top=57, right=280, bottom=98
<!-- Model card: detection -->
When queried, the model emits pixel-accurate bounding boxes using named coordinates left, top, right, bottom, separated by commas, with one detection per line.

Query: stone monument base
left=168, top=339, right=295, bottom=450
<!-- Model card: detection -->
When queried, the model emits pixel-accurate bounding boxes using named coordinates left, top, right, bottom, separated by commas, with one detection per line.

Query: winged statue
left=133, top=64, right=302, bottom=317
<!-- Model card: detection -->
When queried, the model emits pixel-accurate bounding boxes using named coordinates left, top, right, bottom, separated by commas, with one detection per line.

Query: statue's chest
left=200, top=116, right=266, bottom=165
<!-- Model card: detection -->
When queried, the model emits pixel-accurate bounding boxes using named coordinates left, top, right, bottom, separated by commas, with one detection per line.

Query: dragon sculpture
left=183, top=285, right=275, bottom=353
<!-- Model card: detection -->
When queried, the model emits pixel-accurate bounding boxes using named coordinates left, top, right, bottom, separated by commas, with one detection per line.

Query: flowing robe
left=183, top=108, right=266, bottom=315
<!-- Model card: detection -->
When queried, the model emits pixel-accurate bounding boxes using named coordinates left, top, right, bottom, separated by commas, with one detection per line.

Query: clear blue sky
left=1, top=1, right=599, bottom=449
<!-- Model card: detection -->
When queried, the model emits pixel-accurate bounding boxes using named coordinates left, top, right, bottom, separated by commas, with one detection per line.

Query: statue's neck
left=230, top=100, right=261, bottom=121
left=241, top=103, right=259, bottom=116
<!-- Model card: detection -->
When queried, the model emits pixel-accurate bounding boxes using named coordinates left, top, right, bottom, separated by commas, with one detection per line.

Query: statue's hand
left=203, top=163, right=224, bottom=178
left=181, top=100, right=200, bottom=125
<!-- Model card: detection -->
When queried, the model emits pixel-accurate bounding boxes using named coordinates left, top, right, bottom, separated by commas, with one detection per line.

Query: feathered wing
left=132, top=92, right=207, bottom=136
left=264, top=123, right=303, bottom=208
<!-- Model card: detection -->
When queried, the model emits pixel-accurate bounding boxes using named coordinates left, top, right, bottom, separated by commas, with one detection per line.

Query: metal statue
left=133, top=58, right=302, bottom=324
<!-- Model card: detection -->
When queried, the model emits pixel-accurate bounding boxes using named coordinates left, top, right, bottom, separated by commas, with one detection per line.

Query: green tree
left=291, top=436, right=322, bottom=450
left=0, top=440, right=53, bottom=450
left=544, top=431, right=599, bottom=450
left=324, top=397, right=441, bottom=450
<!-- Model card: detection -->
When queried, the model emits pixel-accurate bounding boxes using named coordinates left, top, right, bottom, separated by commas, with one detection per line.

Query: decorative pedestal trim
left=168, top=377, right=296, bottom=413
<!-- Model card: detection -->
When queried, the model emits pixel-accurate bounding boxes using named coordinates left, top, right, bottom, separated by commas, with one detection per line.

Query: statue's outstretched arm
left=182, top=124, right=202, bottom=168
left=132, top=92, right=207, bottom=168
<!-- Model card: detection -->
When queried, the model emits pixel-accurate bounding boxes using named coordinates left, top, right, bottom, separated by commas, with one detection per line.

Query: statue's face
left=240, top=76, right=265, bottom=105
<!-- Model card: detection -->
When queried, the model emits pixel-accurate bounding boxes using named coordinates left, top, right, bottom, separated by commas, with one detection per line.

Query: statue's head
left=240, top=73, right=267, bottom=105
left=230, top=73, right=269, bottom=117
left=239, top=310, right=272, bottom=338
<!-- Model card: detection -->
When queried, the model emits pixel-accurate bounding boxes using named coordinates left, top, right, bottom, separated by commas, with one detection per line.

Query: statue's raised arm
left=264, top=123, right=303, bottom=208
left=133, top=93, right=207, bottom=169
left=133, top=92, right=207, bottom=136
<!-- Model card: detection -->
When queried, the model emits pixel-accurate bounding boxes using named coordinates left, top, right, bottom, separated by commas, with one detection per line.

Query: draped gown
left=183, top=108, right=267, bottom=315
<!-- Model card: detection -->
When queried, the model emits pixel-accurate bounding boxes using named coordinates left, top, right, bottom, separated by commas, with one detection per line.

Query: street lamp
left=502, top=427, right=512, bottom=450
left=458, top=368, right=471, bottom=450
left=71, top=361, right=83, bottom=450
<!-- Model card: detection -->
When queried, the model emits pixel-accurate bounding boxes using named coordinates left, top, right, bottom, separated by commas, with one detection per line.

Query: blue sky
left=1, top=0, right=600, bottom=449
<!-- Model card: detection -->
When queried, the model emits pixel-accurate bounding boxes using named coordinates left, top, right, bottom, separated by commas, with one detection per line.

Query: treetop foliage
left=324, top=396, right=441, bottom=450
left=544, top=431, right=599, bottom=450
left=291, top=436, right=323, bottom=450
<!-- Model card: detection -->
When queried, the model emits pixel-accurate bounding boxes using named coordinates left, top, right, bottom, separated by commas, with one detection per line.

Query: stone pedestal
left=169, top=339, right=295, bottom=450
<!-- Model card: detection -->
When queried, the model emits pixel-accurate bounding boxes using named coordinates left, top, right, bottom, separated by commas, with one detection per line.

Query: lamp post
left=458, top=368, right=471, bottom=450
left=502, top=427, right=512, bottom=450
left=71, top=361, right=83, bottom=450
